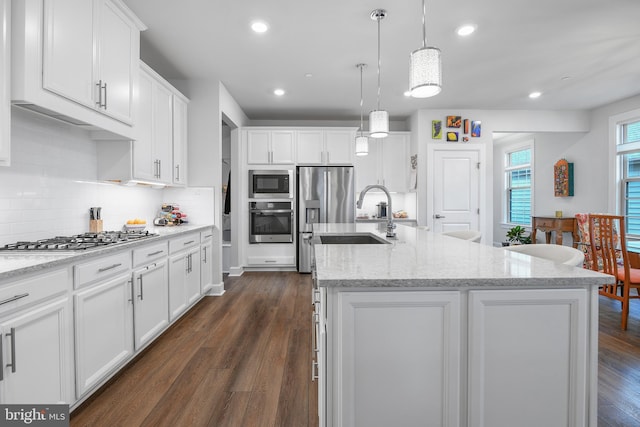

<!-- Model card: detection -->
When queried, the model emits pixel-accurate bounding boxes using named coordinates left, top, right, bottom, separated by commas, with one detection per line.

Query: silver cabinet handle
left=312, top=361, right=318, bottom=381
left=128, top=279, right=133, bottom=304
left=158, top=160, right=162, bottom=179
left=0, top=293, right=29, bottom=306
left=95, top=80, right=103, bottom=107
left=98, top=263, right=122, bottom=273
left=264, top=260, right=277, bottom=263
left=184, top=240, right=195, bottom=245
left=6, top=328, right=15, bottom=373
left=203, top=246, right=207, bottom=264
left=434, top=214, right=446, bottom=219
left=185, top=254, right=190, bottom=273
left=175, top=165, right=180, bottom=181
left=147, top=250, right=164, bottom=257
left=138, top=276, right=144, bottom=300
left=103, top=81, right=108, bottom=109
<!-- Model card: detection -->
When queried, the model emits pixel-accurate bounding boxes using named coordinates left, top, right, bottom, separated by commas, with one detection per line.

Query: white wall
left=0, top=109, right=162, bottom=246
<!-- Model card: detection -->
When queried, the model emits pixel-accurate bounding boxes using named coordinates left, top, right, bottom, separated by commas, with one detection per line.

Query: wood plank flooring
left=71, top=272, right=640, bottom=426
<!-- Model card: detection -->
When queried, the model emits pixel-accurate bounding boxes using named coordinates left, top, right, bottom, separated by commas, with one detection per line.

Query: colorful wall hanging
left=554, top=158, right=574, bottom=197
left=432, top=120, right=442, bottom=139
left=446, top=115, right=461, bottom=128
left=471, top=121, right=481, bottom=137
left=446, top=131, right=458, bottom=142
left=463, top=119, right=469, bottom=134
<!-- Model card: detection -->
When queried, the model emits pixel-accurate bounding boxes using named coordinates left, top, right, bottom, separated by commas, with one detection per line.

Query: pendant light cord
left=376, top=15, right=381, bottom=111
left=422, top=0, right=427, bottom=48
left=359, top=64, right=365, bottom=137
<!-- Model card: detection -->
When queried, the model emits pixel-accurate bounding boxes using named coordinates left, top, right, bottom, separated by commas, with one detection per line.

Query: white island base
left=312, top=223, right=610, bottom=427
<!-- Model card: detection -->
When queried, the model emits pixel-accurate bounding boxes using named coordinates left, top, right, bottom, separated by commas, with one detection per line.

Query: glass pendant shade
left=410, top=46, right=442, bottom=98
left=369, top=110, right=389, bottom=138
left=355, top=135, right=369, bottom=156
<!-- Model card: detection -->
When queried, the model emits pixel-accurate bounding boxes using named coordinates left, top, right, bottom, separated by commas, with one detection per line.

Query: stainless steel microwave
left=248, top=170, right=293, bottom=199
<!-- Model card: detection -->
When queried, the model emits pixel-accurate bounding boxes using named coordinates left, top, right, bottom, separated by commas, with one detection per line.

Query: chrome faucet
left=356, top=184, right=396, bottom=237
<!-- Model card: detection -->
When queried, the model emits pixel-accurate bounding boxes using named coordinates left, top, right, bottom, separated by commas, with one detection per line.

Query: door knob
left=434, top=214, right=446, bottom=219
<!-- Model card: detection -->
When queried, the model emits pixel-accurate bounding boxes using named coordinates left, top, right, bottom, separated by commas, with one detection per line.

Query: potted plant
left=505, top=225, right=532, bottom=245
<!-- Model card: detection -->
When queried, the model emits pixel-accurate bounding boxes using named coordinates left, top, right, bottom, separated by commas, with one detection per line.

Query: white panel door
left=324, top=130, right=354, bottom=165
left=133, top=260, right=169, bottom=350
left=153, top=81, right=173, bottom=183
left=333, top=290, right=461, bottom=427
left=42, top=0, right=95, bottom=108
left=432, top=149, right=480, bottom=233
left=296, top=130, right=324, bottom=164
left=133, top=69, right=155, bottom=181
left=468, top=289, right=589, bottom=427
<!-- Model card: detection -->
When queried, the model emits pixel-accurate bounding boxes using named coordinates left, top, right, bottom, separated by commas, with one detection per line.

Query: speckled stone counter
left=312, top=222, right=613, bottom=288
left=0, top=225, right=214, bottom=280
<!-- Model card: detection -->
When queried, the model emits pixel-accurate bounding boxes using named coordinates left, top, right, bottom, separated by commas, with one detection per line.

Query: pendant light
left=355, top=64, right=369, bottom=156
left=409, top=0, right=442, bottom=98
left=369, top=9, right=388, bottom=138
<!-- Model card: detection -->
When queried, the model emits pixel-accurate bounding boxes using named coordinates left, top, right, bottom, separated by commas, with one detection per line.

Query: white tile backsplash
left=0, top=109, right=214, bottom=246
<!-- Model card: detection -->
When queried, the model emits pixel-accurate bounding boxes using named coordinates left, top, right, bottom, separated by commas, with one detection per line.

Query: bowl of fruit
left=124, top=218, right=147, bottom=231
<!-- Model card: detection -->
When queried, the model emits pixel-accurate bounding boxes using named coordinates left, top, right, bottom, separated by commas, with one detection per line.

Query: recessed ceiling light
left=273, top=88, right=285, bottom=96
left=529, top=91, right=542, bottom=99
left=456, top=24, right=476, bottom=36
left=305, top=73, right=313, bottom=78
left=251, top=21, right=269, bottom=33
left=561, top=76, right=572, bottom=81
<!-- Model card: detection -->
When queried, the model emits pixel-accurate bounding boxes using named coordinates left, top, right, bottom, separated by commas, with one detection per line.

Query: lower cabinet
left=168, top=246, right=201, bottom=320
left=323, top=287, right=594, bottom=427
left=200, top=231, right=214, bottom=294
left=0, top=297, right=73, bottom=404
left=74, top=273, right=134, bottom=397
left=133, top=260, right=169, bottom=350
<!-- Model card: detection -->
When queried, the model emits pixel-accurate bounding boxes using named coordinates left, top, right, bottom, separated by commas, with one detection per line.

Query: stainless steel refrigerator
left=297, top=166, right=355, bottom=272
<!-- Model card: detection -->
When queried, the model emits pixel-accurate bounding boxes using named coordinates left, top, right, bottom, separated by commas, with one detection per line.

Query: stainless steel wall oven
left=249, top=201, right=294, bottom=243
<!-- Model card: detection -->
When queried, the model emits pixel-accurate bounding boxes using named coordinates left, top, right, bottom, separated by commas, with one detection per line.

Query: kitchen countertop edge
left=0, top=225, right=215, bottom=280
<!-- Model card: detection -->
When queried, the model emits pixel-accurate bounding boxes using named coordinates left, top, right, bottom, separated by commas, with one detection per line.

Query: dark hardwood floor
left=71, top=272, right=640, bottom=426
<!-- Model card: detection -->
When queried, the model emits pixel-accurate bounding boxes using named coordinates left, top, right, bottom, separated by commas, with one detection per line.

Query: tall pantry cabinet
left=0, top=0, right=9, bottom=167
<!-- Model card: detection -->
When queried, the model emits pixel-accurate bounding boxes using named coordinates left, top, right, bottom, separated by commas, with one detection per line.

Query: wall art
left=471, top=120, right=481, bottom=137
left=432, top=120, right=442, bottom=139
left=463, top=119, right=469, bottom=134
left=446, top=131, right=459, bottom=142
left=554, top=158, right=574, bottom=197
left=462, top=136, right=469, bottom=142
left=447, top=115, right=461, bottom=128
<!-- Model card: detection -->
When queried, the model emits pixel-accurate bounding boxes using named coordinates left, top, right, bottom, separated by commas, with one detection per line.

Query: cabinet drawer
left=200, top=229, right=214, bottom=242
left=132, top=241, right=168, bottom=267
left=534, top=218, right=557, bottom=229
left=169, top=233, right=200, bottom=254
left=247, top=256, right=295, bottom=266
left=0, top=268, right=69, bottom=315
left=74, top=251, right=131, bottom=289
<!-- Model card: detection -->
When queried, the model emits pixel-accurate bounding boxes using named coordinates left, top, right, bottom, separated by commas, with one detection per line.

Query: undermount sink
left=319, top=234, right=390, bottom=245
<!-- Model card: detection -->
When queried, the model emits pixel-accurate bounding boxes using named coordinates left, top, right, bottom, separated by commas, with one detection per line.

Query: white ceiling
left=123, top=0, right=640, bottom=122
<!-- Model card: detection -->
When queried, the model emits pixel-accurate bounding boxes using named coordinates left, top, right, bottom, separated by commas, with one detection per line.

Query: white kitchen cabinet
left=246, top=129, right=295, bottom=164
left=355, top=132, right=410, bottom=192
left=0, top=297, right=73, bottom=404
left=73, top=272, right=134, bottom=397
left=172, top=93, right=189, bottom=186
left=296, top=129, right=355, bottom=165
left=0, top=0, right=10, bottom=167
left=200, top=229, right=214, bottom=294
left=96, top=62, right=189, bottom=186
left=12, top=0, right=145, bottom=138
left=168, top=234, right=201, bottom=320
left=328, top=290, right=461, bottom=427
left=133, top=63, right=173, bottom=183
left=0, top=268, right=73, bottom=405
left=132, top=259, right=169, bottom=350
left=467, top=289, right=589, bottom=427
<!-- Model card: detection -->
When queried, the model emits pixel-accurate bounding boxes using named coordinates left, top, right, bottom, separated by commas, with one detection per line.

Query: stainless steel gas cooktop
left=0, top=230, right=157, bottom=251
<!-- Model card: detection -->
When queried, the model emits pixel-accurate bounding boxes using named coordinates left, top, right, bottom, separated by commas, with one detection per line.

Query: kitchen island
left=312, top=223, right=612, bottom=427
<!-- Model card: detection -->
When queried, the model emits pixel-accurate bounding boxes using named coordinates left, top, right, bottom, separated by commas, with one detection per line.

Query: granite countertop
left=0, top=224, right=215, bottom=280
left=312, top=222, right=613, bottom=288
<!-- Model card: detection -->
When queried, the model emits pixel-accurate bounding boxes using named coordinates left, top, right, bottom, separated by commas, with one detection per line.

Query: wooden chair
left=588, top=214, right=640, bottom=330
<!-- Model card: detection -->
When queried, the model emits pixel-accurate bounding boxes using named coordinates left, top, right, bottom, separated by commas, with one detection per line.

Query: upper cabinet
left=296, top=129, right=355, bottom=165
left=172, top=94, right=189, bottom=186
left=97, top=62, right=189, bottom=186
left=246, top=129, right=295, bottom=165
left=0, top=0, right=9, bottom=167
left=11, top=0, right=146, bottom=139
left=355, top=132, right=410, bottom=193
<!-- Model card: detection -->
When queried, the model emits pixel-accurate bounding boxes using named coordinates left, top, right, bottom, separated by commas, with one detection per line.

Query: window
left=619, top=120, right=640, bottom=236
left=505, top=147, right=532, bottom=225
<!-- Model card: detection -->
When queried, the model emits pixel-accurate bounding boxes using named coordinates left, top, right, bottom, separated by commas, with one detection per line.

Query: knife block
left=89, top=220, right=103, bottom=233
